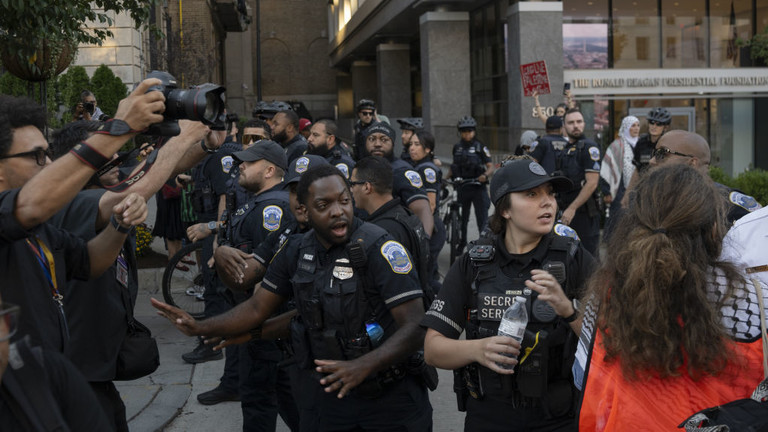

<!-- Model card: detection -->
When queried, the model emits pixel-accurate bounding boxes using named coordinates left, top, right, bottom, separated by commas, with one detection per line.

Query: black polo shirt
left=252, top=219, right=307, bottom=266
left=262, top=218, right=423, bottom=334
left=230, top=184, right=294, bottom=252
left=390, top=159, right=428, bottom=206
left=0, top=189, right=90, bottom=352
left=421, top=233, right=595, bottom=339
left=365, top=198, right=414, bottom=253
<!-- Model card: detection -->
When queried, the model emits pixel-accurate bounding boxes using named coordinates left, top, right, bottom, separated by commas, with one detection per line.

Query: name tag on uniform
left=116, top=253, right=129, bottom=288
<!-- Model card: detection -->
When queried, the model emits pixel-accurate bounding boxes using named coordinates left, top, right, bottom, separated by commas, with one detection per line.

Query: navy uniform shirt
left=283, top=134, right=309, bottom=165
left=227, top=184, right=294, bottom=252
left=0, top=189, right=91, bottom=353
left=262, top=218, right=423, bottom=336
left=451, top=139, right=491, bottom=179
left=195, top=141, right=240, bottom=220
left=421, top=232, right=594, bottom=339
left=530, top=134, right=569, bottom=175
left=325, top=147, right=356, bottom=180
left=390, top=158, right=429, bottom=207
left=252, top=219, right=307, bottom=267
left=557, top=138, right=602, bottom=207
left=412, top=158, right=442, bottom=210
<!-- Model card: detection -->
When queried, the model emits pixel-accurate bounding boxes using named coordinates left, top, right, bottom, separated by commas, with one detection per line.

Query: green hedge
left=709, top=166, right=768, bottom=206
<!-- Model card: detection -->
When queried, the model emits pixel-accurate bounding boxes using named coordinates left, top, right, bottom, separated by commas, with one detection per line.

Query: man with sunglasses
left=0, top=295, right=112, bottom=431
left=649, top=130, right=761, bottom=224
left=634, top=107, right=671, bottom=172
left=353, top=99, right=378, bottom=161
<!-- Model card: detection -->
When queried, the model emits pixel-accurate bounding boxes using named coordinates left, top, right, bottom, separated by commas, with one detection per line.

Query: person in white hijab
left=599, top=115, right=640, bottom=239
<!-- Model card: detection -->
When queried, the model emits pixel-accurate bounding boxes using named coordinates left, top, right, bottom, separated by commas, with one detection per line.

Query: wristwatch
left=95, top=119, right=133, bottom=136
left=207, top=221, right=219, bottom=232
left=564, top=298, right=581, bottom=323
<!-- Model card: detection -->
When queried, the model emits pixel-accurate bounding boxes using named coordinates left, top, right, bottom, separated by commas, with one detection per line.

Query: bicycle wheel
left=162, top=241, right=206, bottom=319
left=449, top=207, right=462, bottom=265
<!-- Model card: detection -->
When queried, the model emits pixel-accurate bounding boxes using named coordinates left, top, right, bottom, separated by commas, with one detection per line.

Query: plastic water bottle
left=496, top=296, right=528, bottom=370
left=366, top=321, right=384, bottom=347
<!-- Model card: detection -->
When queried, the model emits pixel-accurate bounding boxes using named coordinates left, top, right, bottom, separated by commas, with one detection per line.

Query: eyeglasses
left=0, top=303, right=20, bottom=342
left=366, top=135, right=392, bottom=144
left=349, top=180, right=367, bottom=187
left=243, top=134, right=267, bottom=143
left=652, top=146, right=696, bottom=161
left=359, top=111, right=374, bottom=117
left=648, top=120, right=668, bottom=126
left=0, top=148, right=52, bottom=166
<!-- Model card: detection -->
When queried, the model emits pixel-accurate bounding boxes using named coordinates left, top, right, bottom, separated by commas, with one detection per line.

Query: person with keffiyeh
left=599, top=115, right=640, bottom=240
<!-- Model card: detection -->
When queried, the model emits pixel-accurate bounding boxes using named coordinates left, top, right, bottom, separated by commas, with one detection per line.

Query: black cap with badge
left=232, top=140, right=288, bottom=171
left=284, top=154, right=330, bottom=185
left=490, top=159, right=572, bottom=205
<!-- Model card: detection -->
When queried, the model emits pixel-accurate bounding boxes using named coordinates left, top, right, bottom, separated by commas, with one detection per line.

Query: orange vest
left=579, top=331, right=764, bottom=431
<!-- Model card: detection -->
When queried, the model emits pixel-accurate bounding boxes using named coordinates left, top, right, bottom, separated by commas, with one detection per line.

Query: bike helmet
left=252, top=100, right=273, bottom=118
left=271, top=101, right=293, bottom=112
left=357, top=99, right=376, bottom=112
left=396, top=117, right=423, bottom=131
left=457, top=115, right=477, bottom=130
left=647, top=107, right=671, bottom=125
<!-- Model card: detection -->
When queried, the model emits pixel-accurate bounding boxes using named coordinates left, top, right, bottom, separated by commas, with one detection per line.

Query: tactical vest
left=1, top=337, right=68, bottom=432
left=290, top=223, right=389, bottom=366
left=461, top=235, right=579, bottom=413
left=191, top=155, right=219, bottom=217
left=452, top=141, right=486, bottom=179
left=224, top=189, right=289, bottom=252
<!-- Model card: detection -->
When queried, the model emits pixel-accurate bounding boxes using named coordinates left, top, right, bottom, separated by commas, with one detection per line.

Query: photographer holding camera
left=72, top=90, right=108, bottom=122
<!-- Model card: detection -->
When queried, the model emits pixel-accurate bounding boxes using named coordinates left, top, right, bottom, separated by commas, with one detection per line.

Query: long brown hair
left=587, top=164, right=744, bottom=380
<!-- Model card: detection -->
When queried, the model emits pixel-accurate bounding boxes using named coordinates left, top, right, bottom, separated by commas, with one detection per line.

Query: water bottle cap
left=515, top=296, right=527, bottom=303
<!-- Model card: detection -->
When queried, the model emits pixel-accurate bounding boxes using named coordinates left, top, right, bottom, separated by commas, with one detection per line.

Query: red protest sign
left=520, top=61, right=550, bottom=97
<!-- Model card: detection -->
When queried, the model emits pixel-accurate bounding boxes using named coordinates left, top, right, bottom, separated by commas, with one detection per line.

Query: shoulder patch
left=589, top=146, right=600, bottom=161
left=295, top=157, right=310, bottom=173
left=424, top=168, right=437, bottom=183
left=554, top=223, right=580, bottom=240
left=221, top=155, right=234, bottom=174
left=335, top=163, right=350, bottom=179
left=729, top=191, right=761, bottom=212
left=483, top=146, right=491, bottom=158
left=262, top=205, right=283, bottom=232
left=380, top=240, right=413, bottom=274
left=404, top=170, right=423, bottom=188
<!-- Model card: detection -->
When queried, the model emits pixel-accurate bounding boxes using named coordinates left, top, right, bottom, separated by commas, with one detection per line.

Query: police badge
left=332, top=258, right=354, bottom=280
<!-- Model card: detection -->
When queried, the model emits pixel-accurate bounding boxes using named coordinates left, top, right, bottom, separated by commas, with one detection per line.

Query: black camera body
left=143, top=71, right=227, bottom=137
left=83, top=102, right=96, bottom=115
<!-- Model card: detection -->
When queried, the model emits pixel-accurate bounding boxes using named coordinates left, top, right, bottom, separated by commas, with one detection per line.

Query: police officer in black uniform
left=397, top=117, right=423, bottom=163
left=213, top=141, right=300, bottom=432
left=634, top=107, right=671, bottom=172
left=154, top=165, right=432, bottom=431
left=353, top=99, right=377, bottom=160
left=448, top=116, right=495, bottom=249
left=364, top=122, right=435, bottom=239
left=555, top=109, right=602, bottom=256
left=530, top=116, right=568, bottom=175
left=421, top=157, right=596, bottom=432
left=306, top=119, right=355, bottom=179
left=272, top=109, right=308, bottom=164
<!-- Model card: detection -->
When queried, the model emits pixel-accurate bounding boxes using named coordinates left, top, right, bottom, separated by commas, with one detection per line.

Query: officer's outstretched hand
left=525, top=269, right=571, bottom=318
left=187, top=223, right=214, bottom=243
left=151, top=297, right=200, bottom=336
left=112, top=193, right=148, bottom=228
left=315, top=359, right=372, bottom=399
left=214, top=245, right=251, bottom=285
left=113, top=78, right=166, bottom=132
left=473, top=336, right=520, bottom=374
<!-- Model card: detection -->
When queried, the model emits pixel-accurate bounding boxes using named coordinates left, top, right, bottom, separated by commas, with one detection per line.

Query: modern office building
left=328, top=0, right=768, bottom=174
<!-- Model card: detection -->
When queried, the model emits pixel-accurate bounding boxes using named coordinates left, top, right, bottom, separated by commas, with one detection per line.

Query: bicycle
left=439, top=178, right=480, bottom=265
left=162, top=241, right=206, bottom=319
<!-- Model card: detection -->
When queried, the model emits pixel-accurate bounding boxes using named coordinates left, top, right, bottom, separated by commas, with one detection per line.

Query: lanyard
left=25, top=237, right=63, bottom=306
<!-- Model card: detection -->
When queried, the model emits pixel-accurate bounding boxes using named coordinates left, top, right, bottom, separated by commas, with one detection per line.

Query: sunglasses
left=0, top=303, right=20, bottom=342
left=243, top=134, right=267, bottom=143
left=0, top=148, right=52, bottom=166
left=648, top=120, right=668, bottom=126
left=360, top=111, right=374, bottom=117
left=652, top=146, right=695, bottom=161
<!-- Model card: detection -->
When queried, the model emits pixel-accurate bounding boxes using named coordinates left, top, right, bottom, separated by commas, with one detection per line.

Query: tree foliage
left=59, top=65, right=91, bottom=110
left=90, top=64, right=127, bottom=117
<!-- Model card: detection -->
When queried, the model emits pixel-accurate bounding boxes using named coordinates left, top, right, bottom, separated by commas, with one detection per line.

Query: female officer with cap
left=421, top=156, right=595, bottom=431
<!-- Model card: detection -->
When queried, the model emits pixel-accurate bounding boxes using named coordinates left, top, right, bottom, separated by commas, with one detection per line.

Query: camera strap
left=103, top=145, right=160, bottom=192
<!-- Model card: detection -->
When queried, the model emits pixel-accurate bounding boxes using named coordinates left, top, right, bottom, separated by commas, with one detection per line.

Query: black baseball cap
left=545, top=115, right=563, bottom=130
left=490, top=159, right=572, bottom=205
left=232, top=140, right=288, bottom=171
left=284, top=155, right=330, bottom=185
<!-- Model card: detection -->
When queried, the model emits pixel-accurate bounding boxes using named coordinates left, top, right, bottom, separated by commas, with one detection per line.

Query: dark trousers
left=464, top=397, right=575, bottom=432
left=239, top=341, right=300, bottom=432
left=90, top=381, right=129, bottom=432
left=428, top=214, right=446, bottom=294
left=458, top=184, right=490, bottom=244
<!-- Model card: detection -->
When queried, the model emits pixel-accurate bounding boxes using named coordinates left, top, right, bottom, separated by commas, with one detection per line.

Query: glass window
left=661, top=0, right=707, bottom=68
left=563, top=0, right=609, bottom=69
left=612, top=0, right=660, bottom=68
left=470, top=0, right=509, bottom=137
left=710, top=0, right=752, bottom=68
